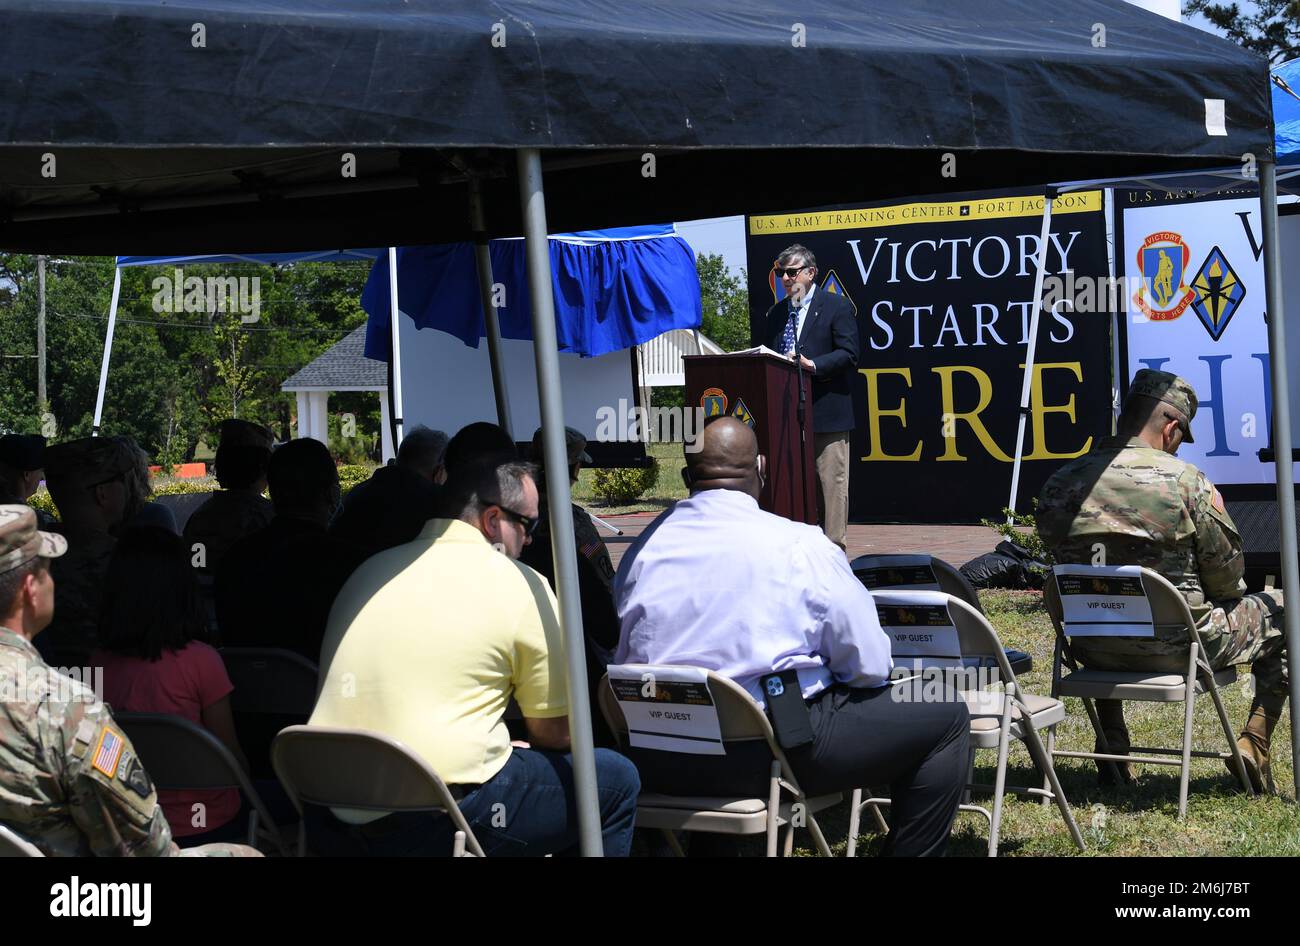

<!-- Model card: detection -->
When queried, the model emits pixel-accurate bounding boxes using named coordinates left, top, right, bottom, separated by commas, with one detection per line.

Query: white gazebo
left=281, top=325, right=395, bottom=462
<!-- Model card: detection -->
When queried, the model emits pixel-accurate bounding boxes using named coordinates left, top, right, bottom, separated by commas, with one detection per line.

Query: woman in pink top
left=92, top=526, right=250, bottom=845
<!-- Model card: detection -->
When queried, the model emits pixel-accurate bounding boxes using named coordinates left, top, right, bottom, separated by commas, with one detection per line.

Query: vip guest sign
left=606, top=664, right=725, bottom=755
left=1054, top=564, right=1155, bottom=637
left=873, top=590, right=963, bottom=669
left=854, top=554, right=942, bottom=591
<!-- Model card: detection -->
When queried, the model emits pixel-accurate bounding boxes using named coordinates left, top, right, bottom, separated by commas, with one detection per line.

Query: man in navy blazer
left=762, top=244, right=859, bottom=550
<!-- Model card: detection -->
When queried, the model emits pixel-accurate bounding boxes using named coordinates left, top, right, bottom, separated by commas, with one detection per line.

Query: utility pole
left=36, top=254, right=47, bottom=413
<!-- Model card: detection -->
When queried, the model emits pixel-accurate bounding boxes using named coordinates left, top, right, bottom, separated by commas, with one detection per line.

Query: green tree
left=696, top=253, right=751, bottom=351
left=1188, top=0, right=1300, bottom=64
left=0, top=254, right=372, bottom=461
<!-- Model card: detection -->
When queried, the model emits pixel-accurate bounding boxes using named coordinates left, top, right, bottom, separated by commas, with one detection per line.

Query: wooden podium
left=683, top=350, right=817, bottom=524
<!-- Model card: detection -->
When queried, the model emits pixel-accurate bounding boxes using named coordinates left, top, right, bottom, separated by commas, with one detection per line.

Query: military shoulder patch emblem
left=90, top=726, right=125, bottom=779
left=121, top=752, right=153, bottom=799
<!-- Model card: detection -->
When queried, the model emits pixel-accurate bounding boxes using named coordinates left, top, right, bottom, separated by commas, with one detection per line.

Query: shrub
left=153, top=479, right=214, bottom=496
left=591, top=460, right=659, bottom=504
left=337, top=463, right=374, bottom=495
left=979, top=504, right=1055, bottom=565
left=27, top=488, right=57, bottom=519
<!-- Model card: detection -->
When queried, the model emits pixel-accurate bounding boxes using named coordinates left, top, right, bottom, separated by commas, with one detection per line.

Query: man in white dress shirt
left=613, top=417, right=969, bottom=856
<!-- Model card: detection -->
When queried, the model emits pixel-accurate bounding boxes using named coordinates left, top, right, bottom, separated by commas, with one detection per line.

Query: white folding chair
left=849, top=590, right=1084, bottom=857
left=0, top=824, right=44, bottom=857
left=851, top=553, right=1032, bottom=676
left=272, top=725, right=484, bottom=857
left=1043, top=565, right=1254, bottom=819
left=599, top=668, right=839, bottom=857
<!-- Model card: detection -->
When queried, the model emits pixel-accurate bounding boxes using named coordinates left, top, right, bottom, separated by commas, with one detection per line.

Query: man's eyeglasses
left=493, top=504, right=540, bottom=537
left=1163, top=412, right=1191, bottom=439
left=773, top=265, right=810, bottom=278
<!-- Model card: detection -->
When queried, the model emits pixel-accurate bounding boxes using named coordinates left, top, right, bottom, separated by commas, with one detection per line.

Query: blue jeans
left=303, top=747, right=640, bottom=857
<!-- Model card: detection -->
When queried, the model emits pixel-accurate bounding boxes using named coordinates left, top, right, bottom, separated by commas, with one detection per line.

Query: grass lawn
left=572, top=441, right=688, bottom=515
left=700, top=589, right=1300, bottom=857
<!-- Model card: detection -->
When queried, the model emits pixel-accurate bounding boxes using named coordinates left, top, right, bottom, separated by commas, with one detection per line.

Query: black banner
left=746, top=189, right=1114, bottom=524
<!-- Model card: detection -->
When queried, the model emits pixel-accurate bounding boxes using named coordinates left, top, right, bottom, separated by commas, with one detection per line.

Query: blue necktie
left=782, top=304, right=798, bottom=353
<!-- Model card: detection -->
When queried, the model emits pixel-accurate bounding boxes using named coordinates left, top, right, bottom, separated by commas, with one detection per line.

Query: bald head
left=684, top=417, right=763, bottom=498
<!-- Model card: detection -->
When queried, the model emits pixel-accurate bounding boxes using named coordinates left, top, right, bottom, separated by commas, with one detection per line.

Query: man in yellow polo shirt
left=306, top=451, right=640, bottom=856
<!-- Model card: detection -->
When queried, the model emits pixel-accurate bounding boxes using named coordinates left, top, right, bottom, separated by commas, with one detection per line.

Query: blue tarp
left=360, top=225, right=702, bottom=360
left=113, top=225, right=703, bottom=361
left=1274, top=60, right=1300, bottom=166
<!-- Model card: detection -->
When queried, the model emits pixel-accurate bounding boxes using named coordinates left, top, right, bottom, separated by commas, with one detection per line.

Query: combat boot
left=1229, top=700, right=1281, bottom=794
left=1094, top=699, right=1133, bottom=786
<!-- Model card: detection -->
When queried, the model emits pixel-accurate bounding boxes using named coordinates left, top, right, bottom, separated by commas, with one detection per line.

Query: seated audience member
left=307, top=456, right=640, bottom=856
left=91, top=527, right=249, bottom=845
left=520, top=426, right=619, bottom=742
left=1037, top=369, right=1288, bottom=790
left=113, top=436, right=178, bottom=534
left=330, top=425, right=448, bottom=558
left=528, top=425, right=616, bottom=588
left=40, top=437, right=136, bottom=667
left=215, top=438, right=366, bottom=661
left=442, top=421, right=517, bottom=476
left=184, top=419, right=275, bottom=573
left=0, top=434, right=54, bottom=528
left=0, top=505, right=257, bottom=857
left=614, top=417, right=970, bottom=857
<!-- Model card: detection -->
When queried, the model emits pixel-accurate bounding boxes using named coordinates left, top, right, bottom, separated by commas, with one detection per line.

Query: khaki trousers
left=814, top=430, right=850, bottom=551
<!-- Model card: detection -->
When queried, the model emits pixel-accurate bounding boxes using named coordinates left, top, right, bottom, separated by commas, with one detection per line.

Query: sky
left=674, top=0, right=1242, bottom=280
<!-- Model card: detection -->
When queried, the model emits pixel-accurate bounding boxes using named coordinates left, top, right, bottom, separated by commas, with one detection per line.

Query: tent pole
left=90, top=265, right=123, bottom=436
left=1006, top=186, right=1057, bottom=522
left=1103, top=188, right=1121, bottom=434
left=517, top=148, right=603, bottom=856
left=1259, top=160, right=1300, bottom=795
left=469, top=177, right=515, bottom=438
left=387, top=247, right=406, bottom=448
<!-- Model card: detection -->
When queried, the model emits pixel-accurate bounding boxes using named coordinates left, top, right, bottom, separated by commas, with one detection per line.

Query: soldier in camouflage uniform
left=1037, top=369, right=1287, bottom=792
left=183, top=419, right=275, bottom=573
left=529, top=426, right=616, bottom=588
left=0, top=504, right=257, bottom=856
left=40, top=437, right=138, bottom=667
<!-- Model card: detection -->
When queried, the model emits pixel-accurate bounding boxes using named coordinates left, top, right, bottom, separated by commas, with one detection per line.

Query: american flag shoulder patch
left=91, top=727, right=125, bottom=779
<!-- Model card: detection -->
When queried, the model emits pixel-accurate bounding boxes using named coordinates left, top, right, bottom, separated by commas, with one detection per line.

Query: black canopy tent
left=1, top=0, right=1290, bottom=852
left=0, top=0, right=1274, bottom=252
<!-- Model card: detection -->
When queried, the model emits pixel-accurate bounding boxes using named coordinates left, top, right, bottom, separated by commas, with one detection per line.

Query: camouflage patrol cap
left=43, top=437, right=136, bottom=492
left=1126, top=369, right=1198, bottom=443
left=0, top=504, right=67, bottom=573
left=530, top=426, right=592, bottom=465
left=218, top=418, right=275, bottom=451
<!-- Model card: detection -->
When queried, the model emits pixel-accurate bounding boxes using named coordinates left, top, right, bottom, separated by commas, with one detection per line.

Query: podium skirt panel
left=814, top=431, right=850, bottom=552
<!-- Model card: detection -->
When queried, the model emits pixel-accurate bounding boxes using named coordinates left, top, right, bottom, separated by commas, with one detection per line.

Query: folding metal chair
left=1043, top=565, right=1254, bottom=819
left=851, top=553, right=1032, bottom=675
left=220, top=647, right=319, bottom=715
left=598, top=669, right=840, bottom=857
left=272, top=725, right=484, bottom=857
left=0, top=824, right=44, bottom=857
left=848, top=590, right=1084, bottom=857
left=114, top=712, right=289, bottom=855
left=220, top=647, right=319, bottom=779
